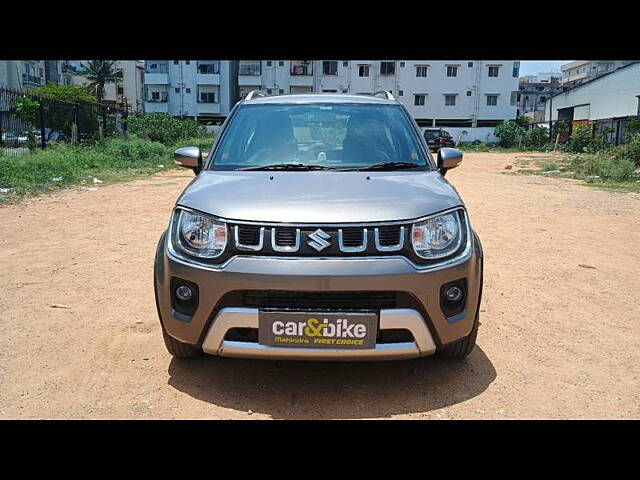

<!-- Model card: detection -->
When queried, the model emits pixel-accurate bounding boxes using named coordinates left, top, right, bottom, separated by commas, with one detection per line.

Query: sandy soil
left=1, top=152, right=638, bottom=419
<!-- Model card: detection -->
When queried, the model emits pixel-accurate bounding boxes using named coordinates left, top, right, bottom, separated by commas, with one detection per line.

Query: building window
left=342, top=89, right=348, bottom=93
left=266, top=61, right=272, bottom=67
left=513, top=61, right=520, bottom=77
left=398, top=90, right=403, bottom=96
left=343, top=61, right=349, bottom=67
left=467, top=90, right=472, bottom=96
left=486, top=95, right=498, bottom=106
left=400, top=61, right=405, bottom=67
left=323, top=61, right=338, bottom=75
left=174, top=60, right=179, bottom=65
left=468, top=62, right=474, bottom=67
left=267, top=89, right=272, bottom=94
left=488, top=66, right=500, bottom=77
left=278, top=61, right=284, bottom=66
left=322, top=89, right=338, bottom=93
left=540, top=96, right=546, bottom=103
left=380, top=61, right=395, bottom=75
left=175, top=88, right=180, bottom=93
left=291, top=60, right=313, bottom=76
left=446, top=66, right=458, bottom=77
left=117, top=85, right=124, bottom=95
left=358, top=65, right=369, bottom=77
left=185, top=60, right=190, bottom=65
left=445, top=94, right=456, bottom=106
left=239, top=60, right=261, bottom=76
left=197, top=61, right=220, bottom=74
left=199, top=91, right=215, bottom=103
left=414, top=94, right=426, bottom=106
left=279, top=89, right=284, bottom=94
left=416, top=65, right=428, bottom=77
left=186, top=88, right=191, bottom=93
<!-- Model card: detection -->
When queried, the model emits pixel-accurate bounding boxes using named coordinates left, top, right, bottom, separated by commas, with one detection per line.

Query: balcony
left=239, top=62, right=261, bottom=76
left=22, top=73, right=42, bottom=86
left=197, top=73, right=220, bottom=85
left=145, top=73, right=169, bottom=85
left=197, top=103, right=220, bottom=115
left=146, top=92, right=169, bottom=103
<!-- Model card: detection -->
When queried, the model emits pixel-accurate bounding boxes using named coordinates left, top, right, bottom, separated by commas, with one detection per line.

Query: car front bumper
left=154, top=231, right=483, bottom=361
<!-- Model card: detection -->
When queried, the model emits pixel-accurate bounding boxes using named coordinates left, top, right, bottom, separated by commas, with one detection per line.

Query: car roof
left=242, top=93, right=398, bottom=106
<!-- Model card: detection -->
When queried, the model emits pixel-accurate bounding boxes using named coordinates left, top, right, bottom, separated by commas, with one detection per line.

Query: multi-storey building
left=561, top=60, right=634, bottom=88
left=0, top=60, right=47, bottom=90
left=517, top=72, right=563, bottom=124
left=144, top=60, right=238, bottom=121
left=236, top=60, right=520, bottom=141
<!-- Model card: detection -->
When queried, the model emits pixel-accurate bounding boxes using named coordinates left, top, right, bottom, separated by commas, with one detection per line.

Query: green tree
left=77, top=60, right=123, bottom=102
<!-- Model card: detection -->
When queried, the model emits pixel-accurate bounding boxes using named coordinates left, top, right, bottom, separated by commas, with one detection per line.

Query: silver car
left=154, top=91, right=483, bottom=361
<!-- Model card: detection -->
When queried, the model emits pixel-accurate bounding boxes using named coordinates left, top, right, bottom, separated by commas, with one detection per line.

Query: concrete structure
left=0, top=60, right=47, bottom=90
left=546, top=62, right=640, bottom=145
left=518, top=72, right=562, bottom=125
left=236, top=60, right=521, bottom=142
left=561, top=61, right=634, bottom=88
left=145, top=60, right=238, bottom=121
left=73, top=61, right=145, bottom=113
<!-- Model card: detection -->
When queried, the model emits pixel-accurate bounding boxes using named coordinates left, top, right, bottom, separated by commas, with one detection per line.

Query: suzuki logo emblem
left=307, top=229, right=331, bottom=252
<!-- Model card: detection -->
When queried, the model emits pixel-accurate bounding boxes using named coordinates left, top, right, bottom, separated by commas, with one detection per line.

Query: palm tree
left=78, top=60, right=123, bottom=102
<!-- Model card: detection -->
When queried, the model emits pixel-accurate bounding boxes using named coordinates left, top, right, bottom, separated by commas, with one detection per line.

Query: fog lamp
left=175, top=285, right=193, bottom=302
left=445, top=286, right=463, bottom=303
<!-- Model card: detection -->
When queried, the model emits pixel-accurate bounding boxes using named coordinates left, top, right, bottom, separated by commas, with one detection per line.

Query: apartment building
left=561, top=60, right=634, bottom=88
left=0, top=60, right=47, bottom=90
left=144, top=60, right=238, bottom=121
left=517, top=72, right=563, bottom=124
left=237, top=60, right=520, bottom=141
left=72, top=61, right=145, bottom=113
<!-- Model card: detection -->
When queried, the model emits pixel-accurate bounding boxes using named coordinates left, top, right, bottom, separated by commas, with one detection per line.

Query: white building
left=144, top=60, right=238, bottom=121
left=72, top=61, right=145, bottom=113
left=0, top=60, right=47, bottom=90
left=236, top=60, right=520, bottom=142
left=546, top=62, right=640, bottom=145
left=561, top=60, right=634, bottom=88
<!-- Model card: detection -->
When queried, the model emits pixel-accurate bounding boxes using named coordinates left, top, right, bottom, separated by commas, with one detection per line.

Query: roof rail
left=372, top=90, right=395, bottom=101
left=245, top=90, right=268, bottom=101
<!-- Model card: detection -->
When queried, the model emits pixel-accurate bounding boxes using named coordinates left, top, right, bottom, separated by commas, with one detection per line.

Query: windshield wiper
left=341, top=161, right=421, bottom=172
left=238, top=163, right=337, bottom=171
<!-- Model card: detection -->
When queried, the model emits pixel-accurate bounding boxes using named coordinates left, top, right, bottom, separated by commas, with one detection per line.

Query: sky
left=519, top=60, right=574, bottom=76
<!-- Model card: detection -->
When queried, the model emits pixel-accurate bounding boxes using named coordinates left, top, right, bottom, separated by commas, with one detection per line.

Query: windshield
left=209, top=103, right=430, bottom=170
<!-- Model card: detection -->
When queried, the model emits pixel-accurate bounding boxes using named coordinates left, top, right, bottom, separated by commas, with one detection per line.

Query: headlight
left=171, top=208, right=227, bottom=258
left=411, top=210, right=464, bottom=259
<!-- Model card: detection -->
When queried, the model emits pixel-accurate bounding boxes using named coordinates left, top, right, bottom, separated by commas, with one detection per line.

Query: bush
left=127, top=113, right=206, bottom=145
left=494, top=120, right=524, bottom=148
left=522, top=126, right=551, bottom=150
left=614, top=132, right=640, bottom=166
left=565, top=124, right=593, bottom=153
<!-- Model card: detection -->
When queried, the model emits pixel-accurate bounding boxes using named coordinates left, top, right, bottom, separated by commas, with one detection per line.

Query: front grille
left=242, top=290, right=397, bottom=311
left=377, top=226, right=401, bottom=246
left=341, top=229, right=364, bottom=247
left=274, top=227, right=297, bottom=247
left=237, top=225, right=260, bottom=246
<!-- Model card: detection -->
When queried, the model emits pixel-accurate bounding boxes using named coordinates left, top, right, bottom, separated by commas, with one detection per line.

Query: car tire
left=161, top=326, right=202, bottom=358
left=437, top=313, right=479, bottom=359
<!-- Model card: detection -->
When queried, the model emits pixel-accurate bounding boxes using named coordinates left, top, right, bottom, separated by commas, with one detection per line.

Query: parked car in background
left=424, top=129, right=455, bottom=152
left=1, top=132, right=19, bottom=147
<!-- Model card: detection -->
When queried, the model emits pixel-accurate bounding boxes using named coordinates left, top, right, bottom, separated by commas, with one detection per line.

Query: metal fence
left=0, top=86, right=126, bottom=156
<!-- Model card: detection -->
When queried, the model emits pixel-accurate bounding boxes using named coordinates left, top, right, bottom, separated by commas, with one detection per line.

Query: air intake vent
left=341, top=229, right=364, bottom=247
left=238, top=226, right=260, bottom=245
left=377, top=226, right=401, bottom=246
left=274, top=228, right=297, bottom=247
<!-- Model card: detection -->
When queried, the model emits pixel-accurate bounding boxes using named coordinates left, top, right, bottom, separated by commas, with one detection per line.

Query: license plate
left=258, top=311, right=378, bottom=349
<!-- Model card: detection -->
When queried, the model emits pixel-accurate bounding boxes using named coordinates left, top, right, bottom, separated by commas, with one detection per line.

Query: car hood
left=177, top=170, right=463, bottom=223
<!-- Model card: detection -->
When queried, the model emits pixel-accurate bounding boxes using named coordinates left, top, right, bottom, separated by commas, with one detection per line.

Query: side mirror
left=437, top=147, right=463, bottom=175
left=174, top=146, right=202, bottom=174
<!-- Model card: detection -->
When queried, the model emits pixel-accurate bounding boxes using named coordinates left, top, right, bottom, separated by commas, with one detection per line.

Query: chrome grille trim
left=271, top=227, right=300, bottom=252
left=234, top=226, right=264, bottom=251
left=375, top=226, right=405, bottom=252
left=338, top=228, right=368, bottom=252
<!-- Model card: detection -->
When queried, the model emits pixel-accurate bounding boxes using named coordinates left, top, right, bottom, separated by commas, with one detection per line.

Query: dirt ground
left=1, top=151, right=638, bottom=419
